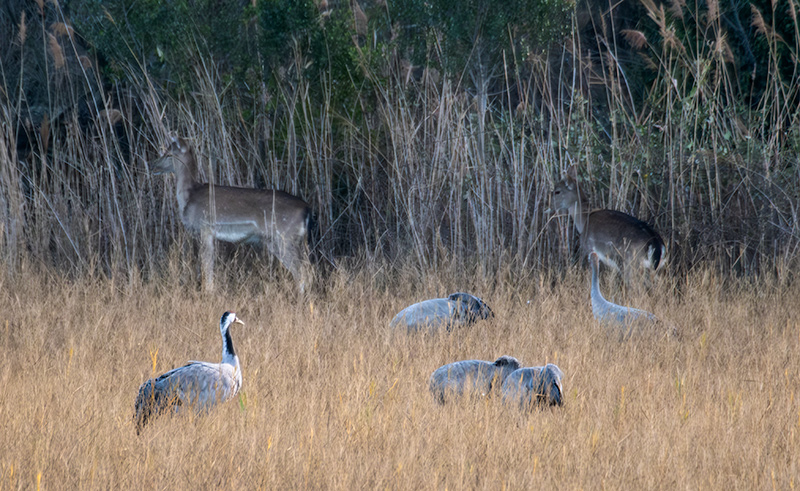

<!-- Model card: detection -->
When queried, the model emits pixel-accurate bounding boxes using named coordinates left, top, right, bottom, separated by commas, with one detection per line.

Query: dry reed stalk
left=667, top=0, right=685, bottom=19
left=751, top=5, right=768, bottom=37
left=621, top=30, right=647, bottom=50
left=49, top=22, right=74, bottom=37
left=18, top=11, right=27, bottom=44
left=47, top=32, right=65, bottom=69
left=706, top=0, right=718, bottom=24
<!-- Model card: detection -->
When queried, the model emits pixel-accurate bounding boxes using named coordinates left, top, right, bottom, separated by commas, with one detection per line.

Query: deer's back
left=584, top=209, right=662, bottom=253
left=181, top=185, right=311, bottom=243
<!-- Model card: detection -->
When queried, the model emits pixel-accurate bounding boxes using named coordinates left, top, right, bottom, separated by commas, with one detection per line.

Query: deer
left=150, top=136, right=313, bottom=293
left=552, top=165, right=666, bottom=285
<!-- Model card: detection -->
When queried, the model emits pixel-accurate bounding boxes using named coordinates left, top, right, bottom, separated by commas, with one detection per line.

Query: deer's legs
left=200, top=229, right=216, bottom=292
left=267, top=235, right=310, bottom=294
left=281, top=246, right=311, bottom=294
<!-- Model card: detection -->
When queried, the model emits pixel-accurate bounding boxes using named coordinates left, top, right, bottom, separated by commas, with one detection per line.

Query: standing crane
left=589, top=251, right=656, bottom=328
left=134, top=311, right=245, bottom=434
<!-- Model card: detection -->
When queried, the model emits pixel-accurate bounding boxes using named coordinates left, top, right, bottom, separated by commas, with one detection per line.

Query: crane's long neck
left=590, top=259, right=606, bottom=304
left=221, top=325, right=238, bottom=366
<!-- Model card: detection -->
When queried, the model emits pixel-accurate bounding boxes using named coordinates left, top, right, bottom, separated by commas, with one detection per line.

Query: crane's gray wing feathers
left=391, top=293, right=493, bottom=333
left=501, top=364, right=564, bottom=408
left=134, top=361, right=240, bottom=433
left=390, top=299, right=453, bottom=332
left=429, top=359, right=514, bottom=404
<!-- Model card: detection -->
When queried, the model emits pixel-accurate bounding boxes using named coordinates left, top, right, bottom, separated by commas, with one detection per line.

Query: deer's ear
left=566, top=165, right=578, bottom=181
left=176, top=137, right=190, bottom=153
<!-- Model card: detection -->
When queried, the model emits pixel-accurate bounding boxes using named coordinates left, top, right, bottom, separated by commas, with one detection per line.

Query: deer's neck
left=173, top=153, right=200, bottom=216
left=568, top=199, right=590, bottom=235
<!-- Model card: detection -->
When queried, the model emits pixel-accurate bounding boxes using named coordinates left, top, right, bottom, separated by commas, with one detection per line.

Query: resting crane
left=134, top=311, right=245, bottom=434
left=390, top=292, right=494, bottom=333
left=501, top=363, right=564, bottom=408
left=429, top=356, right=520, bottom=404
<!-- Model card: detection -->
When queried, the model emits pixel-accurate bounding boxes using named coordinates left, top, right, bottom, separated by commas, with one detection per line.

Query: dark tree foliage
left=2, top=0, right=102, bottom=159
left=389, top=0, right=572, bottom=162
left=737, top=0, right=799, bottom=106
left=391, top=0, right=572, bottom=82
left=258, top=0, right=363, bottom=110
left=259, top=0, right=320, bottom=71
left=72, top=0, right=257, bottom=86
left=72, top=0, right=363, bottom=111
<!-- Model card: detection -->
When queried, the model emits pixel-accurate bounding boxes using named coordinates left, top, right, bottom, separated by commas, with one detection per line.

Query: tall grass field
left=1, top=264, right=798, bottom=488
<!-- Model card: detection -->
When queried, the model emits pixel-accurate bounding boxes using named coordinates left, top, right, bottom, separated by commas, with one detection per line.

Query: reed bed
left=3, top=0, right=800, bottom=281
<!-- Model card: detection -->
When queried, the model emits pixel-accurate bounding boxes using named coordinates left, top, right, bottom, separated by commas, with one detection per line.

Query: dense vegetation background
left=1, top=0, right=799, bottom=285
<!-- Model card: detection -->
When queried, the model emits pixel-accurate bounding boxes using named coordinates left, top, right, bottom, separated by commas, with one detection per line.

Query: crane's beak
left=234, top=317, right=245, bottom=326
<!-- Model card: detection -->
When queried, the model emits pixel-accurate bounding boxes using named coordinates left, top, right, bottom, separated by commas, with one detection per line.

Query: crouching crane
left=390, top=292, right=494, bottom=333
left=134, top=311, right=245, bottom=434
left=429, top=356, right=520, bottom=404
left=501, top=363, right=564, bottom=408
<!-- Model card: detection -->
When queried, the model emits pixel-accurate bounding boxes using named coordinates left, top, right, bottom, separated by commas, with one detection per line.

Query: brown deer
left=552, top=166, right=666, bottom=283
left=151, top=136, right=313, bottom=292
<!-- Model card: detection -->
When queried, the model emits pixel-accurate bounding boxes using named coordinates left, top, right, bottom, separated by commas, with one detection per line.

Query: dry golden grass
left=1, top=260, right=798, bottom=489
